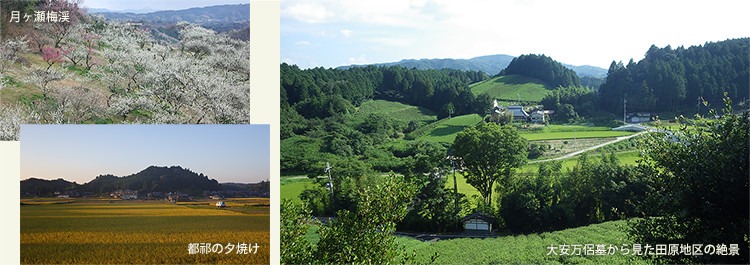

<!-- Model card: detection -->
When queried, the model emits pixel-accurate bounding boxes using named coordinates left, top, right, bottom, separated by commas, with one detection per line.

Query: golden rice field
left=21, top=199, right=269, bottom=264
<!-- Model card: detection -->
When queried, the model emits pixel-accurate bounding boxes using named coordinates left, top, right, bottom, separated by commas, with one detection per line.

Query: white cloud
left=283, top=0, right=750, bottom=69
left=282, top=0, right=435, bottom=27
left=283, top=2, right=333, bottom=23
left=347, top=54, right=368, bottom=65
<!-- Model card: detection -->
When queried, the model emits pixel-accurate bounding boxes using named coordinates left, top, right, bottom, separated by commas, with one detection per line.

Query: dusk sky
left=84, top=0, right=249, bottom=12
left=20, top=125, right=269, bottom=184
left=281, top=0, right=750, bottom=70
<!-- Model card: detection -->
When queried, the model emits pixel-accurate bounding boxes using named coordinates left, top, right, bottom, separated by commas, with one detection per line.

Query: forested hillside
left=282, top=64, right=488, bottom=121
left=599, top=38, right=749, bottom=113
left=499, top=54, right=581, bottom=88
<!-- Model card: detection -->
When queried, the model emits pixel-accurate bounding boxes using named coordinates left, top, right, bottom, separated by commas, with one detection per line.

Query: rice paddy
left=20, top=199, right=269, bottom=264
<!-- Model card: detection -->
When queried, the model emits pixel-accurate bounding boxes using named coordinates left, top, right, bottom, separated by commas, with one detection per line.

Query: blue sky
left=84, top=0, right=249, bottom=12
left=282, top=0, right=750, bottom=70
left=20, top=125, right=269, bottom=184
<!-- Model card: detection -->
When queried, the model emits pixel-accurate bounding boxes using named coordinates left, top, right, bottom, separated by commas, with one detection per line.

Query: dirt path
left=529, top=131, right=646, bottom=164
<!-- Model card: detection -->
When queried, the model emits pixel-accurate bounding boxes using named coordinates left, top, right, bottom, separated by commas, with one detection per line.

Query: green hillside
left=353, top=100, right=437, bottom=124
left=417, top=114, right=483, bottom=143
left=470, top=74, right=554, bottom=102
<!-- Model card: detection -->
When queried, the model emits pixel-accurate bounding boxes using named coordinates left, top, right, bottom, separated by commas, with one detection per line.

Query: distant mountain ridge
left=338, top=54, right=607, bottom=78
left=20, top=166, right=259, bottom=197
left=92, top=4, right=249, bottom=24
left=88, top=8, right=159, bottom=14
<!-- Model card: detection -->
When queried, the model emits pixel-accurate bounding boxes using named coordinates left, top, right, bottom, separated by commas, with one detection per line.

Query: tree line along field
left=21, top=199, right=269, bottom=264
left=280, top=149, right=642, bottom=204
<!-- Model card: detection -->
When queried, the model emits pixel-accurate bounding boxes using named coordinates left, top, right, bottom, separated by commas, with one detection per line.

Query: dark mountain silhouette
left=20, top=166, right=242, bottom=197
left=20, top=178, right=78, bottom=197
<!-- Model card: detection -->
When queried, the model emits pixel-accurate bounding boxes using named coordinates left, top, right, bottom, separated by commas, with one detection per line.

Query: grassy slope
left=469, top=74, right=554, bottom=102
left=353, top=100, right=437, bottom=124
left=280, top=178, right=317, bottom=204
left=417, top=114, right=483, bottom=143
left=2, top=53, right=106, bottom=104
left=395, top=220, right=648, bottom=264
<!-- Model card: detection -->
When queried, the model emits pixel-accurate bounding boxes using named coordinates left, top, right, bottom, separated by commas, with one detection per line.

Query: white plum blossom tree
left=0, top=17, right=251, bottom=140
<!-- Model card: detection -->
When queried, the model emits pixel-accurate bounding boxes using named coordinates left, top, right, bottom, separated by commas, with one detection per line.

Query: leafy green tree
left=474, top=92, right=494, bottom=116
left=451, top=122, right=528, bottom=206
left=439, top=102, right=455, bottom=119
left=629, top=96, right=749, bottom=264
left=556, top=103, right=578, bottom=122
left=315, top=174, right=417, bottom=264
left=280, top=200, right=315, bottom=264
left=401, top=171, right=465, bottom=232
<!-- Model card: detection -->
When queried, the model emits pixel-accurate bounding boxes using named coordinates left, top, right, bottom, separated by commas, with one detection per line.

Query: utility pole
left=325, top=162, right=333, bottom=209
left=623, top=98, right=627, bottom=137
left=452, top=159, right=458, bottom=212
left=623, top=98, right=627, bottom=124
left=451, top=158, right=459, bottom=228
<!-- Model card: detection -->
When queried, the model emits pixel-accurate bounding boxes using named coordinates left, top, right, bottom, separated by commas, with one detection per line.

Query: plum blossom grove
left=0, top=14, right=250, bottom=140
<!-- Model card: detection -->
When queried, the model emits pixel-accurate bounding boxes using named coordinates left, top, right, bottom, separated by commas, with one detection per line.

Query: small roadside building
left=461, top=211, right=496, bottom=233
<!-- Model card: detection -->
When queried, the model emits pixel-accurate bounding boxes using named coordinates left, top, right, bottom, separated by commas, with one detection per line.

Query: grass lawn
left=469, top=75, right=553, bottom=102
left=280, top=178, right=317, bottom=204
left=519, top=125, right=634, bottom=141
left=521, top=131, right=634, bottom=141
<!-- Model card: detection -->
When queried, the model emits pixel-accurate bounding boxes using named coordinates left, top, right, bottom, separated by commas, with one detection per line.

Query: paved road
left=529, top=131, right=646, bottom=164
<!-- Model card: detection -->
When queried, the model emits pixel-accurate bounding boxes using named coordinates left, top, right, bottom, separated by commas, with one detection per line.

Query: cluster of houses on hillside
left=203, top=189, right=269, bottom=198
left=37, top=189, right=267, bottom=201
left=489, top=99, right=551, bottom=124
